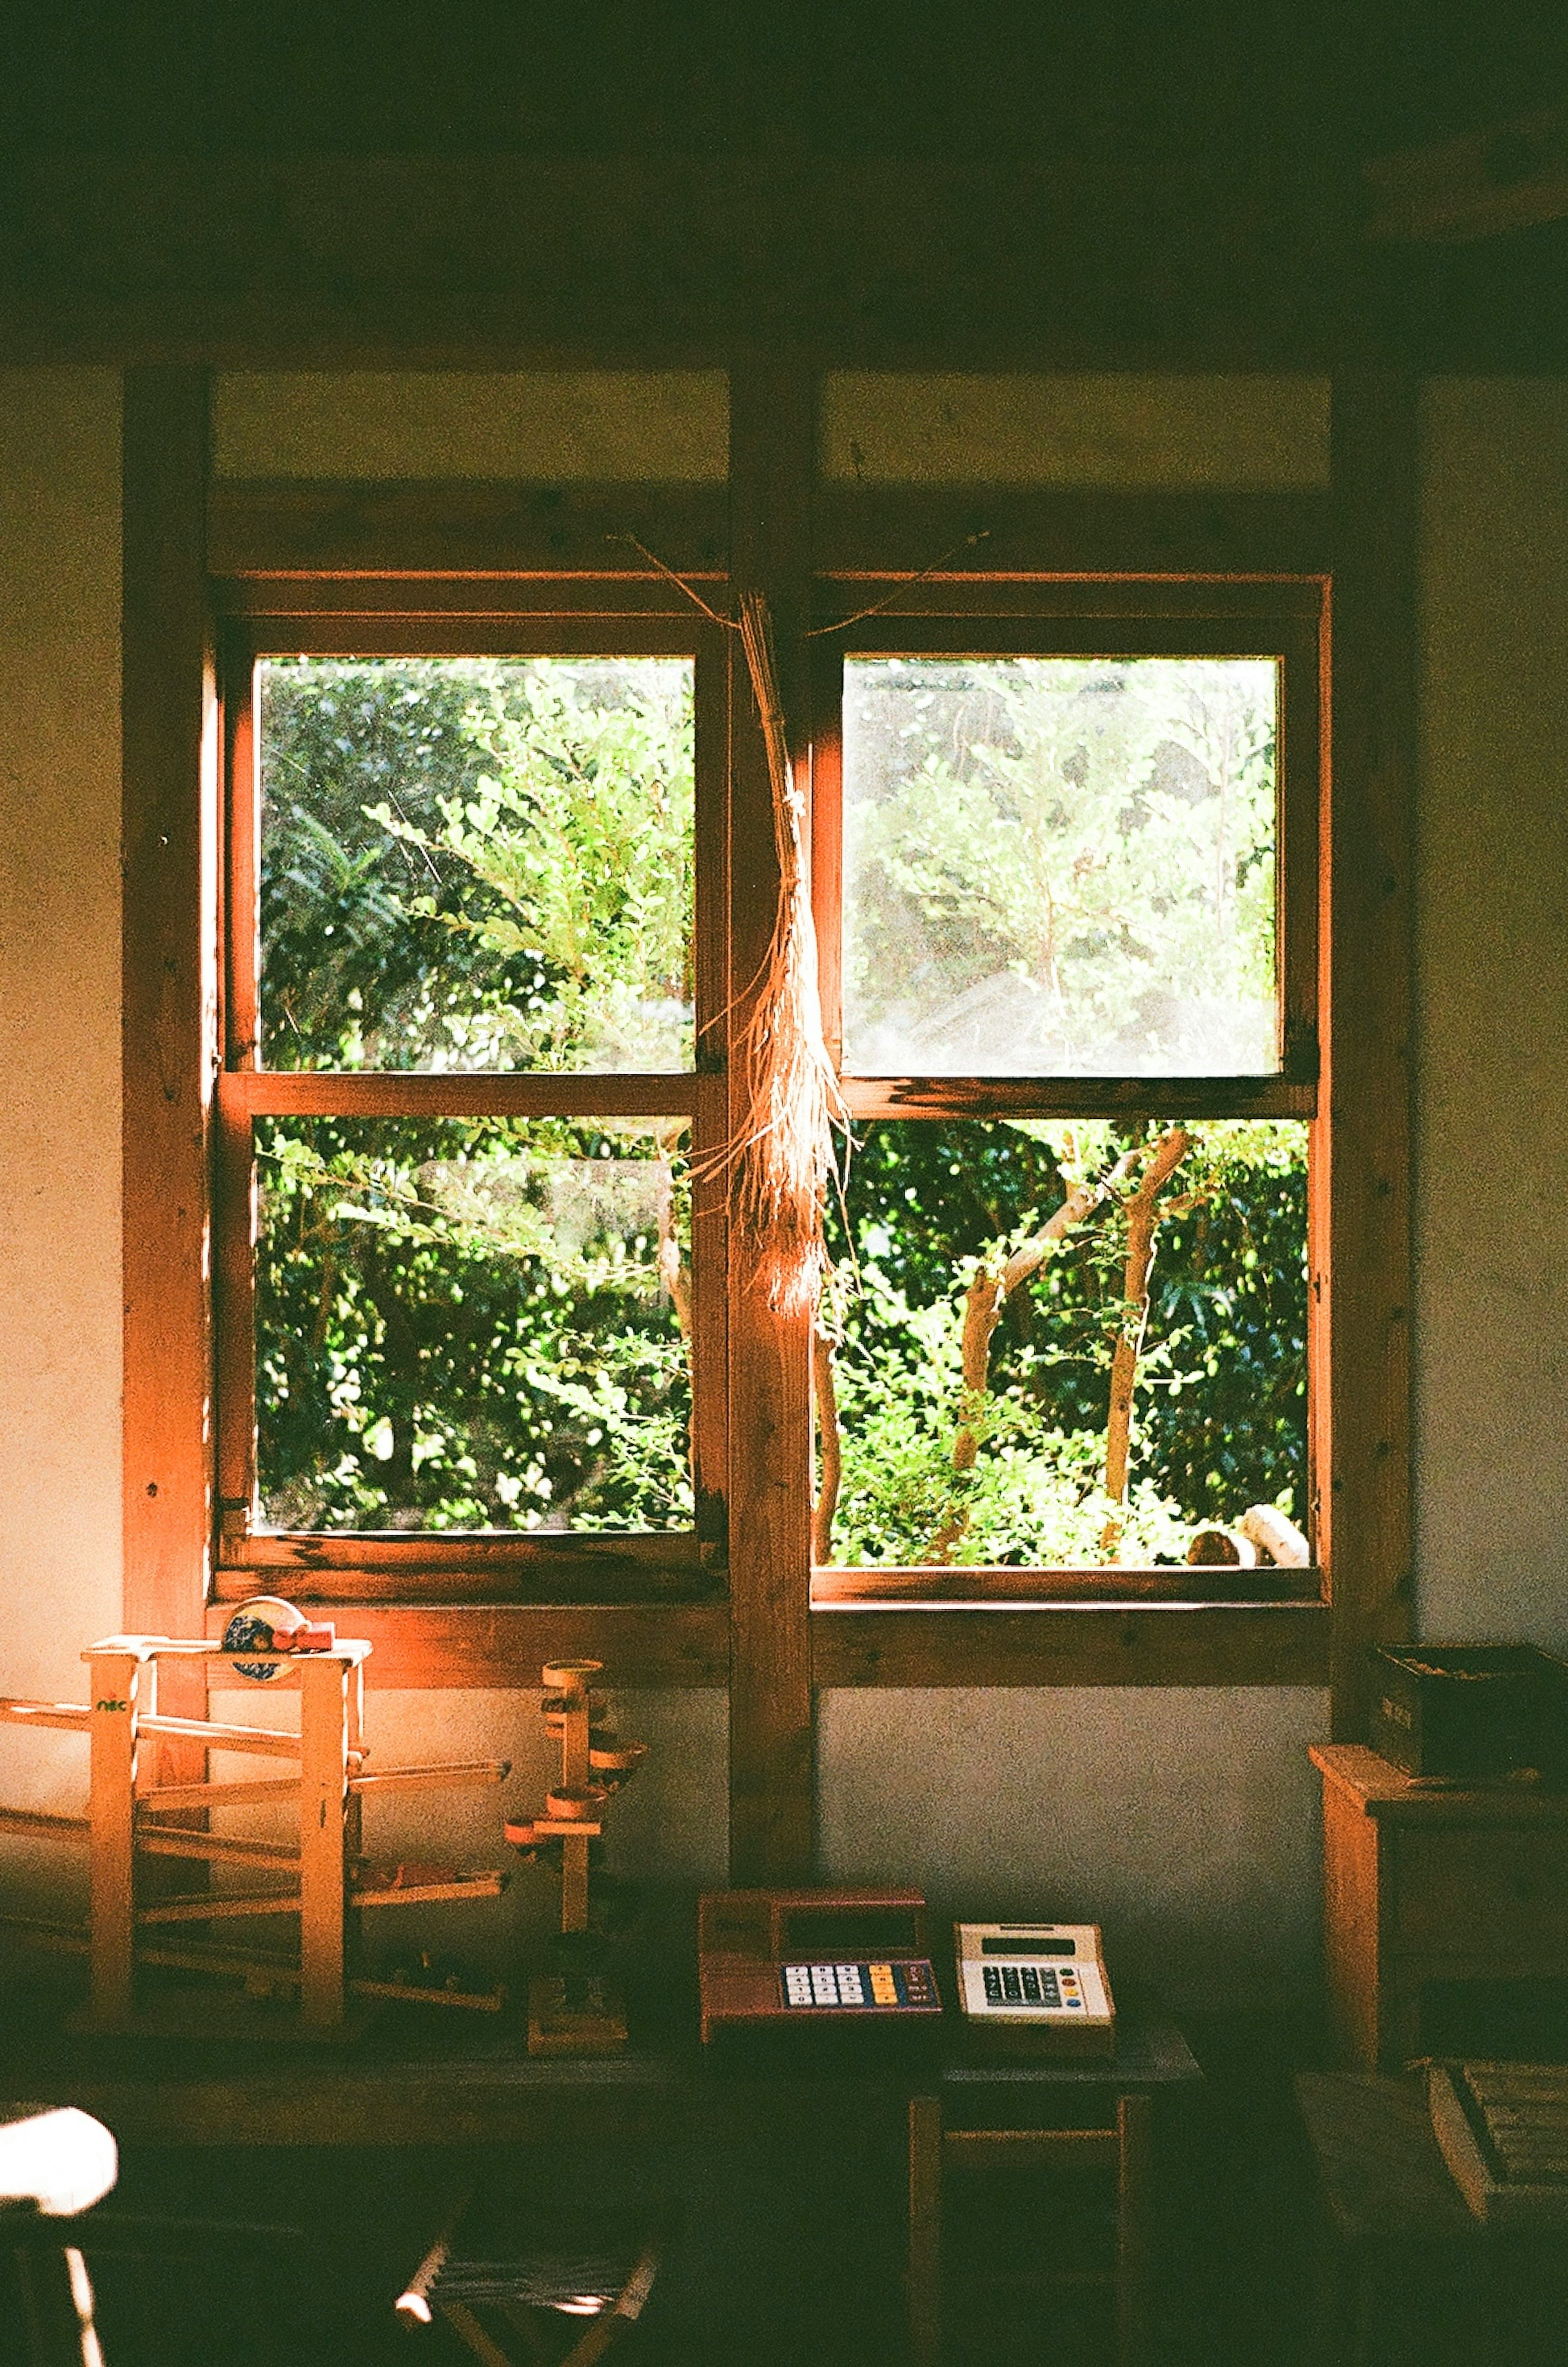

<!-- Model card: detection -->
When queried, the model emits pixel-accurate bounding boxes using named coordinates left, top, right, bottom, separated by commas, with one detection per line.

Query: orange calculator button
left=869, top=1962, right=899, bottom=2006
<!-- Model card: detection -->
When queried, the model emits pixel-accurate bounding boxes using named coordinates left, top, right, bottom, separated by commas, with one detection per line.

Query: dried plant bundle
left=727, top=589, right=851, bottom=1314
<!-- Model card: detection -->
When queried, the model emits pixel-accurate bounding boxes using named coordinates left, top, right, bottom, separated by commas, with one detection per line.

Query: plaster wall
left=1413, top=382, right=1568, bottom=1645
left=1, top=369, right=1564, bottom=2005
left=0, top=368, right=122, bottom=1916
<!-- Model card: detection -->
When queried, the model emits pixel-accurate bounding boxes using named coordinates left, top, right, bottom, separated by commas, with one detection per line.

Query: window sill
left=809, top=1594, right=1329, bottom=1687
left=203, top=1599, right=729, bottom=1688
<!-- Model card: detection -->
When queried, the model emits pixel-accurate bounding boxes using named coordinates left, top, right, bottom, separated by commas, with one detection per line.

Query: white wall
left=1414, top=382, right=1568, bottom=1646
left=0, top=369, right=122, bottom=1915
left=2, top=370, right=1565, bottom=2006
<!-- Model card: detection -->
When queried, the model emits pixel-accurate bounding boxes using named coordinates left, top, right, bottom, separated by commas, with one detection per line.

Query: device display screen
left=982, top=1936, right=1076, bottom=1956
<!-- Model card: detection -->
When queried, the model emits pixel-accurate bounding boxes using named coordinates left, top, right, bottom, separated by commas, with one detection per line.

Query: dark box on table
left=1369, top=1644, right=1568, bottom=1781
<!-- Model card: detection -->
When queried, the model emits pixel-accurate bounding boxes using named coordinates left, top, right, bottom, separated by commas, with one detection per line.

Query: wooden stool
left=397, top=2177, right=663, bottom=2367
left=908, top=2088, right=1152, bottom=2365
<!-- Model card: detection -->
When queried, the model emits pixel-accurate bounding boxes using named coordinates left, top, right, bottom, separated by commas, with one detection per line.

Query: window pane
left=818, top=1118, right=1306, bottom=1567
left=842, top=657, right=1279, bottom=1076
left=254, top=1115, right=691, bottom=1533
left=258, top=657, right=695, bottom=1072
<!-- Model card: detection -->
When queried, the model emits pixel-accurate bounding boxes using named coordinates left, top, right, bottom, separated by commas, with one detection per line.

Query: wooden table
left=1312, top=1744, right=1568, bottom=2070
left=1296, top=2071, right=1568, bottom=2367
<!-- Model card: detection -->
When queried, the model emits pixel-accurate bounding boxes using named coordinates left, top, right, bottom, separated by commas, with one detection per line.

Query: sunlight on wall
left=0, top=369, right=122, bottom=1916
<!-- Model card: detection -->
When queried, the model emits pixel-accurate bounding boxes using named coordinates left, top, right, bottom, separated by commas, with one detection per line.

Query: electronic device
left=697, top=1888, right=943, bottom=2043
left=954, top=1922, right=1116, bottom=2057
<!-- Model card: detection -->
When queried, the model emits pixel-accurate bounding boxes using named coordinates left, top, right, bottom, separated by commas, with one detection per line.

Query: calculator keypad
left=779, top=1959, right=940, bottom=2011
left=980, top=1961, right=1081, bottom=2012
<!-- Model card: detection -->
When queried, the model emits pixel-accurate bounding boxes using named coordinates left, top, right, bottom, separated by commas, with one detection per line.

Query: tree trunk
left=1237, top=1503, right=1311, bottom=1566
left=1100, top=1127, right=1191, bottom=1562
left=951, top=1149, right=1142, bottom=1475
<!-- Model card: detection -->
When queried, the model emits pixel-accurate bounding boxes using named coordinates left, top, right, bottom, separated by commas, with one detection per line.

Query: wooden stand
left=1312, top=1744, right=1568, bottom=2070
left=1, top=1633, right=512, bottom=2035
left=505, top=1661, right=646, bottom=2056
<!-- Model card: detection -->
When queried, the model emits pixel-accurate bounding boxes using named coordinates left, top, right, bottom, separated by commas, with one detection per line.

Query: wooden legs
left=908, top=2094, right=943, bottom=2367
left=85, top=1648, right=150, bottom=2029
left=298, top=1655, right=350, bottom=2031
left=1116, top=2092, right=1152, bottom=2366
left=908, top=2089, right=1155, bottom=2367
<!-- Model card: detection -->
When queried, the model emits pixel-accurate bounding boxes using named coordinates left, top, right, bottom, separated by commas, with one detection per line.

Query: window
left=214, top=614, right=729, bottom=1605
left=807, top=589, right=1323, bottom=1602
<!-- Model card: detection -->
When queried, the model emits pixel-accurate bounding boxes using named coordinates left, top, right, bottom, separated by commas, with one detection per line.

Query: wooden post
left=1116, top=2090, right=1153, bottom=2366
left=297, top=1654, right=350, bottom=2030
left=1323, top=375, right=1417, bottom=1739
left=725, top=359, right=818, bottom=1882
left=908, top=2095, right=943, bottom=2367
left=121, top=370, right=216, bottom=1753
left=85, top=1645, right=151, bottom=2028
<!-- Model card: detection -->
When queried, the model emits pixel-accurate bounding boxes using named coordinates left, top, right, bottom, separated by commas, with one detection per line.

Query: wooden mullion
left=725, top=359, right=818, bottom=1882
left=692, top=631, right=732, bottom=1557
left=1321, top=375, right=1417, bottom=1735
left=220, top=1071, right=700, bottom=1119
left=229, top=609, right=717, bottom=652
left=122, top=369, right=216, bottom=1756
left=840, top=1076, right=1314, bottom=1122
left=1278, top=614, right=1325, bottom=1082
left=221, top=629, right=261, bottom=1069
left=808, top=640, right=845, bottom=1070
left=212, top=1099, right=257, bottom=1546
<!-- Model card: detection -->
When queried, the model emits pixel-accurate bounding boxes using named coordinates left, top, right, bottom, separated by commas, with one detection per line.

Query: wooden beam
left=1322, top=376, right=1417, bottom=1738
left=121, top=368, right=215, bottom=1793
left=1365, top=105, right=1568, bottom=242
left=202, top=1602, right=728, bottom=1689
left=724, top=361, right=818, bottom=1882
left=811, top=1603, right=1329, bottom=1688
left=208, top=482, right=727, bottom=581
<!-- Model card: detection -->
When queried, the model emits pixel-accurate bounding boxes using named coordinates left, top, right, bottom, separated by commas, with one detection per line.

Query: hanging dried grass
left=727, top=589, right=851, bottom=1314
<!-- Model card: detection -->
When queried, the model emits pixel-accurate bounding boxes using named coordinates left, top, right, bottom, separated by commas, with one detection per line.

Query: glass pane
left=842, top=656, right=1279, bottom=1076
left=818, top=1117, right=1307, bottom=1567
left=258, top=656, right=695, bottom=1071
left=254, top=1115, right=691, bottom=1533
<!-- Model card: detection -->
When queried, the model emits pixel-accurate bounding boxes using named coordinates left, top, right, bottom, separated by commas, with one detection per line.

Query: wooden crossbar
left=943, top=2127, right=1120, bottom=2171
left=136, top=1827, right=301, bottom=1871
left=0, top=1805, right=89, bottom=1839
left=0, top=1698, right=89, bottom=1733
left=350, top=1760, right=510, bottom=1796
left=138, top=1715, right=303, bottom=1758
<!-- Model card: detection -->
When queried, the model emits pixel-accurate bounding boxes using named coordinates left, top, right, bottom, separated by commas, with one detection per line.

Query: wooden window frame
left=123, top=369, right=1412, bottom=1829
left=211, top=600, right=732, bottom=1609
left=805, top=582, right=1325, bottom=1612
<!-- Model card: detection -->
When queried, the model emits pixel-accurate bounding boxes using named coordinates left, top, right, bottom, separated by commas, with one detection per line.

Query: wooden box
left=1368, top=1644, right=1568, bottom=1781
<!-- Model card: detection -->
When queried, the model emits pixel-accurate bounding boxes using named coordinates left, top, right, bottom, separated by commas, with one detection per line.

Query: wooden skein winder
left=0, top=1616, right=512, bottom=2036
left=505, top=1661, right=646, bottom=2055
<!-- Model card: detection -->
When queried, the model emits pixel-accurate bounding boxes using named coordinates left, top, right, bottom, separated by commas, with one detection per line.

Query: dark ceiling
left=2, top=1, right=1564, bottom=365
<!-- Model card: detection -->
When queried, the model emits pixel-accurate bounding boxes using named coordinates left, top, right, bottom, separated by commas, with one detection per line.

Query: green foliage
left=822, top=1118, right=1306, bottom=1566
left=256, top=1116, right=691, bottom=1534
left=844, top=657, right=1277, bottom=1074
left=253, top=657, right=1306, bottom=1555
left=259, top=656, right=693, bottom=1071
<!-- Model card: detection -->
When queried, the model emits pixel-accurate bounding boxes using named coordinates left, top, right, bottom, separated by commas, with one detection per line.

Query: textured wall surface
left=0, top=370, right=122, bottom=1911
left=1415, top=383, right=1568, bottom=1645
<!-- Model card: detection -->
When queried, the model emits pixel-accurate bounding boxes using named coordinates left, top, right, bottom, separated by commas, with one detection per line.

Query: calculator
left=779, top=1959, right=940, bottom=2012
left=954, top=1922, right=1116, bottom=2055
